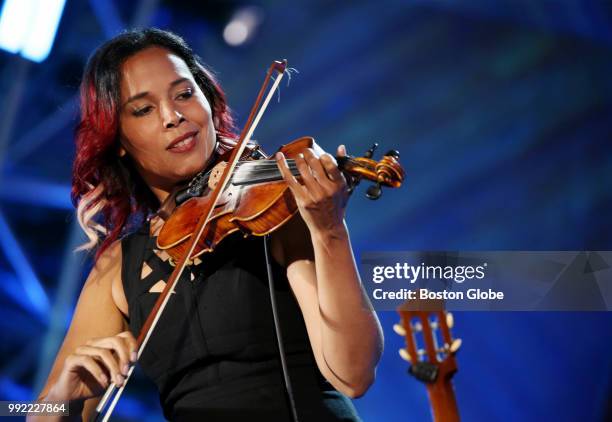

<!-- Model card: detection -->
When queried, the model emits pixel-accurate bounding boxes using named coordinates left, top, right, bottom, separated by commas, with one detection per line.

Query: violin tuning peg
left=384, top=150, right=400, bottom=159
left=366, top=183, right=382, bottom=200
left=399, top=348, right=412, bottom=363
left=446, top=312, right=454, bottom=329
left=393, top=323, right=406, bottom=336
left=450, top=338, right=462, bottom=353
left=364, top=142, right=379, bottom=159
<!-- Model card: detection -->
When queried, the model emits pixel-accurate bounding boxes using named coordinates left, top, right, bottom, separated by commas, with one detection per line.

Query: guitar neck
left=425, top=369, right=460, bottom=422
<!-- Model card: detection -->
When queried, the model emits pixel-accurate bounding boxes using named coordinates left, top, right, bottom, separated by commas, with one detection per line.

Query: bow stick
left=92, top=59, right=288, bottom=422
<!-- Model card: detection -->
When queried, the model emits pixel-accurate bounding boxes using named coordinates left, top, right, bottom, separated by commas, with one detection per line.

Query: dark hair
left=72, top=28, right=237, bottom=259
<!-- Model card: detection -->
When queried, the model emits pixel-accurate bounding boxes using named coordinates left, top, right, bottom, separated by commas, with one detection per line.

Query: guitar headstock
left=394, top=299, right=461, bottom=383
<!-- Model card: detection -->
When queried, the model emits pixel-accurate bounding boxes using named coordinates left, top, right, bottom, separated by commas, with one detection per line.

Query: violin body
left=157, top=137, right=314, bottom=263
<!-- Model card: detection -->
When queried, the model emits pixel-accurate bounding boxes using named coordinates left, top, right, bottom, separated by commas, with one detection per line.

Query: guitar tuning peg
left=393, top=323, right=406, bottom=336
left=446, top=312, right=454, bottom=329
left=413, top=322, right=423, bottom=332
left=450, top=338, right=462, bottom=353
left=399, top=348, right=411, bottom=363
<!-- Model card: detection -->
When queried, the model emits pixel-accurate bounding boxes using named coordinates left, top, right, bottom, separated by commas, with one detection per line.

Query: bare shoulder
left=81, top=241, right=127, bottom=316
left=99, top=241, right=129, bottom=318
left=72, top=240, right=127, bottom=335
left=89, top=241, right=121, bottom=287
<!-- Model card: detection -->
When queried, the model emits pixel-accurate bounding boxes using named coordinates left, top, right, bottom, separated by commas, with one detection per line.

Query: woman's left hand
left=276, top=145, right=349, bottom=237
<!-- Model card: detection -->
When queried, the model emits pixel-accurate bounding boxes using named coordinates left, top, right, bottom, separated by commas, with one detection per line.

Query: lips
left=167, top=131, right=198, bottom=153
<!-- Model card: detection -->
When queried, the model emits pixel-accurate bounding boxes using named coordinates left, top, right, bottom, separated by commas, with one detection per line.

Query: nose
left=163, top=108, right=185, bottom=129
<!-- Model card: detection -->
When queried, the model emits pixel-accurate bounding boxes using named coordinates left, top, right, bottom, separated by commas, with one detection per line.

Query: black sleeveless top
left=121, top=222, right=361, bottom=421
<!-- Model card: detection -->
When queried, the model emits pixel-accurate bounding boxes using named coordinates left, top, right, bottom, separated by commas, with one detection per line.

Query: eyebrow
left=123, top=77, right=191, bottom=108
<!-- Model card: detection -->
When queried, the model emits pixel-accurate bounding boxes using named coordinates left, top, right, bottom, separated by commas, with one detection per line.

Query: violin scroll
left=338, top=143, right=405, bottom=200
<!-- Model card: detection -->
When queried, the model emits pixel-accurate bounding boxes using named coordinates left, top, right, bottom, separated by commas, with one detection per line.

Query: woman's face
left=118, top=46, right=216, bottom=196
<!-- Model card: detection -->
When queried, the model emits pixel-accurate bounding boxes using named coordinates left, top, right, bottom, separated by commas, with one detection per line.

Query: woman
left=31, top=28, right=383, bottom=421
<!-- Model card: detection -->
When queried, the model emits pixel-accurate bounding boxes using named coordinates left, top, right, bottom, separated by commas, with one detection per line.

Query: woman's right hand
left=46, top=331, right=138, bottom=402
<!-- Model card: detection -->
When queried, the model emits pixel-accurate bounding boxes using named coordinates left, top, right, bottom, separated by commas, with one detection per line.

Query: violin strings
left=194, top=162, right=301, bottom=188
left=234, top=166, right=299, bottom=177
left=235, top=158, right=356, bottom=166
left=232, top=164, right=301, bottom=185
left=235, top=156, right=361, bottom=168
left=205, top=156, right=363, bottom=187
left=232, top=156, right=363, bottom=185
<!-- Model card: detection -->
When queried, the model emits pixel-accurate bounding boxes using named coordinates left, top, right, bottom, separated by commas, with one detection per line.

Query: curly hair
left=72, top=28, right=237, bottom=260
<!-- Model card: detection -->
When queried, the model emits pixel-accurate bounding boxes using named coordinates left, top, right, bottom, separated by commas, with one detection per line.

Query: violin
left=92, top=59, right=404, bottom=421
left=156, top=136, right=404, bottom=265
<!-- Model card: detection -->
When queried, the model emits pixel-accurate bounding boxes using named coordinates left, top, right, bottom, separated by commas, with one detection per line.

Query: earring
left=118, top=147, right=127, bottom=157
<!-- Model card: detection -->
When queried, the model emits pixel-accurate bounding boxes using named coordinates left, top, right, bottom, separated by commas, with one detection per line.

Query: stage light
left=222, top=6, right=264, bottom=47
left=223, top=20, right=249, bottom=46
left=0, top=0, right=66, bottom=62
left=0, top=0, right=30, bottom=53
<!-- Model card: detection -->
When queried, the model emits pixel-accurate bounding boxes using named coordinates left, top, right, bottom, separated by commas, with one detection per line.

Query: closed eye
left=133, top=105, right=153, bottom=117
left=176, top=89, right=193, bottom=100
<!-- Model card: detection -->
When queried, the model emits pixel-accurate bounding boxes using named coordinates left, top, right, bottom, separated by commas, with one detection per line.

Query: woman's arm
left=28, top=242, right=136, bottom=421
left=274, top=145, right=384, bottom=398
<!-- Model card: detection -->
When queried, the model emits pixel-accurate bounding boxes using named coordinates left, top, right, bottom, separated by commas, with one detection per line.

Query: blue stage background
left=0, top=1, right=610, bottom=420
